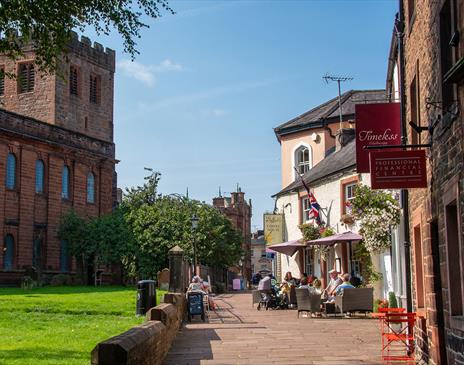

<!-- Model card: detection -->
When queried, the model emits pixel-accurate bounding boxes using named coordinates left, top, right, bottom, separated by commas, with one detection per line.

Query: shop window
left=413, top=225, right=425, bottom=308
left=6, top=153, right=16, bottom=189
left=3, top=234, right=14, bottom=271
left=445, top=200, right=463, bottom=316
left=18, top=62, right=35, bottom=93
left=35, top=160, right=45, bottom=193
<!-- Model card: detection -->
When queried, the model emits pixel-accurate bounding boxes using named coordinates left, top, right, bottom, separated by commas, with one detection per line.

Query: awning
left=267, top=240, right=306, bottom=256
left=307, top=231, right=362, bottom=245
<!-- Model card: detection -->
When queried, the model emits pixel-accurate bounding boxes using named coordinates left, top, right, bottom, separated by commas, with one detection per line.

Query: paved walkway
left=164, top=292, right=382, bottom=365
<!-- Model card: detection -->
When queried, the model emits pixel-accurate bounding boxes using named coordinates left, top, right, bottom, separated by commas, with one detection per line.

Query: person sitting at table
left=282, top=271, right=297, bottom=286
left=298, top=277, right=310, bottom=289
left=309, top=278, right=322, bottom=296
left=335, top=273, right=355, bottom=296
left=258, top=273, right=272, bottom=291
left=323, top=269, right=342, bottom=301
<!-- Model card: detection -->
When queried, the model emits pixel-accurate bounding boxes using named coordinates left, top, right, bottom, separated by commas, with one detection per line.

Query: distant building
left=251, top=230, right=273, bottom=275
left=213, top=190, right=252, bottom=282
left=0, top=33, right=117, bottom=285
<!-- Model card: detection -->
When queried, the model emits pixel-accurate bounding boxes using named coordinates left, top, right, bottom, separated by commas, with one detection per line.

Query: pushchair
left=257, top=288, right=287, bottom=310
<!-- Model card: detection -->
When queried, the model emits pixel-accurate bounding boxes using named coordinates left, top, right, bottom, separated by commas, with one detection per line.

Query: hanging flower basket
left=313, top=244, right=330, bottom=261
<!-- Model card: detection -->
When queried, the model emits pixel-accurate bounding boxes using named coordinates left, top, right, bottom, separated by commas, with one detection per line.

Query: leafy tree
left=126, top=196, right=243, bottom=279
left=0, top=0, right=174, bottom=73
left=124, top=171, right=161, bottom=209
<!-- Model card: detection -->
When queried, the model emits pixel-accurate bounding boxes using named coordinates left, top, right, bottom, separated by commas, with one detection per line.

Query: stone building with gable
left=213, top=190, right=252, bottom=282
left=385, top=0, right=464, bottom=363
left=0, top=33, right=117, bottom=285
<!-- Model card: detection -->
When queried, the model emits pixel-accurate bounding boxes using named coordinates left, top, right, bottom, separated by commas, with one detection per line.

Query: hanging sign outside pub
left=355, top=103, right=401, bottom=173
left=263, top=214, right=283, bottom=246
left=369, top=150, right=427, bottom=189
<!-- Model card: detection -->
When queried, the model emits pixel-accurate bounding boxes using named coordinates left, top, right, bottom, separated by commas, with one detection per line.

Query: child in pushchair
left=257, top=286, right=288, bottom=310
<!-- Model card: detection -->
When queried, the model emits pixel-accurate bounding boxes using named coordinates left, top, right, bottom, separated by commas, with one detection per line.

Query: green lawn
left=0, top=286, right=166, bottom=365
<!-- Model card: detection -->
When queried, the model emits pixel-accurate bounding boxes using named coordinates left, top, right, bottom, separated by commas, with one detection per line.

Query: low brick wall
left=91, top=293, right=186, bottom=365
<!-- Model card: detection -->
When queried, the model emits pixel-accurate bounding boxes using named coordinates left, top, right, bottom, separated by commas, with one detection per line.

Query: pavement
left=163, top=292, right=382, bottom=365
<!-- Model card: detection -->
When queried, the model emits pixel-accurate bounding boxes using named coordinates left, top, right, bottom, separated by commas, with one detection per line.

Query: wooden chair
left=334, top=287, right=374, bottom=315
left=295, top=288, right=321, bottom=317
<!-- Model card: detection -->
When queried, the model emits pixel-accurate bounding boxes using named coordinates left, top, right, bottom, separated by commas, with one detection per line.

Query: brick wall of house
left=403, top=0, right=464, bottom=363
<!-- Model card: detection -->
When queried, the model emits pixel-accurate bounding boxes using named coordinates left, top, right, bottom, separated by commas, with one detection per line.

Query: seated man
left=323, top=269, right=342, bottom=302
left=335, top=273, right=355, bottom=296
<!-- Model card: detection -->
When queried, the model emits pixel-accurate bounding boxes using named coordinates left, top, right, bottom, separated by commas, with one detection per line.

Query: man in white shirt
left=323, top=269, right=342, bottom=301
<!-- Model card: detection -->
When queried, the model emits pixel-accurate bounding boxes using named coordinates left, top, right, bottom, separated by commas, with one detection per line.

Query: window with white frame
left=302, top=197, right=311, bottom=223
left=344, top=183, right=356, bottom=213
left=295, top=145, right=310, bottom=176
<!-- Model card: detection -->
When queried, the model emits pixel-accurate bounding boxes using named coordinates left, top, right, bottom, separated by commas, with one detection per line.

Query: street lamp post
left=191, top=214, right=199, bottom=276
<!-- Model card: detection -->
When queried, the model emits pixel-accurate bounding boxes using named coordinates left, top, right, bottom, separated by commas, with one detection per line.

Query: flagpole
left=293, top=167, right=324, bottom=225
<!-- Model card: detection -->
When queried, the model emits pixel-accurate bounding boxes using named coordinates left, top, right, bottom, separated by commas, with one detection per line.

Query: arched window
left=3, top=234, right=14, bottom=271
left=32, top=236, right=42, bottom=269
left=6, top=153, right=16, bottom=189
left=62, top=165, right=70, bottom=199
left=295, top=145, right=311, bottom=176
left=87, top=172, right=95, bottom=203
left=35, top=160, right=45, bottom=193
left=60, top=240, right=69, bottom=272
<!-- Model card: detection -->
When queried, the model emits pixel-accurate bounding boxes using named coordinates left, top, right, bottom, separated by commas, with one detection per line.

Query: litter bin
left=187, top=292, right=205, bottom=322
left=136, top=280, right=156, bottom=316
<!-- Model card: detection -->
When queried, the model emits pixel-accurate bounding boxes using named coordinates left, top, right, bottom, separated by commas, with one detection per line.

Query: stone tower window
left=18, top=62, right=35, bottom=93
left=69, top=66, right=79, bottom=96
left=0, top=67, right=4, bottom=96
left=89, top=74, right=101, bottom=104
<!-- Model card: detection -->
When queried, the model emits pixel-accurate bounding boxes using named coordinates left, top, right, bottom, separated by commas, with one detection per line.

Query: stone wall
left=91, top=293, right=186, bottom=365
left=403, top=0, right=464, bottom=363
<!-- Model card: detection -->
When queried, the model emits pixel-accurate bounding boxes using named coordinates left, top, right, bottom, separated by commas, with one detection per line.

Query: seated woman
left=309, top=278, right=322, bottom=295
left=298, top=277, right=310, bottom=289
left=282, top=271, right=297, bottom=286
left=187, top=276, right=205, bottom=293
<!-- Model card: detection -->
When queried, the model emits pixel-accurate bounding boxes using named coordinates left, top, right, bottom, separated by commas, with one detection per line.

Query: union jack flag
left=294, top=168, right=322, bottom=226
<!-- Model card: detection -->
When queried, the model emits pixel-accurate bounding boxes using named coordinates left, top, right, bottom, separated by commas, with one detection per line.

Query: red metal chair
left=381, top=312, right=416, bottom=364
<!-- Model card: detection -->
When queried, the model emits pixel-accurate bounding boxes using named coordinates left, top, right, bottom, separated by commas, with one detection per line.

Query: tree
left=126, top=196, right=243, bottom=279
left=0, top=0, right=174, bottom=73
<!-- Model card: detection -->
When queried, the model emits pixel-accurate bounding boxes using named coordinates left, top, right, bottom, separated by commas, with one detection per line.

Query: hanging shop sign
left=355, top=103, right=401, bottom=173
left=369, top=150, right=427, bottom=189
left=263, top=214, right=283, bottom=246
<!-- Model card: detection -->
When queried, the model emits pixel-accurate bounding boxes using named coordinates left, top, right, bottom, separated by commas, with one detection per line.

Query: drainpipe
left=396, top=0, right=413, bottom=313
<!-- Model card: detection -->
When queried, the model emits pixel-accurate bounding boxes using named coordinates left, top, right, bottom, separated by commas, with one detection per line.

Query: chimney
left=213, top=197, right=225, bottom=208
left=335, top=128, right=355, bottom=151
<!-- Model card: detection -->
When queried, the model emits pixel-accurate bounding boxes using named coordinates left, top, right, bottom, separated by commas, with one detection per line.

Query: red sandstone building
left=386, top=1, right=464, bottom=363
left=0, top=34, right=117, bottom=285
left=213, top=190, right=252, bottom=282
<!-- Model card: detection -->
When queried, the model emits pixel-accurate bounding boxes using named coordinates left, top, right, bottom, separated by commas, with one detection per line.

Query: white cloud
left=153, top=59, right=183, bottom=72
left=117, top=59, right=183, bottom=87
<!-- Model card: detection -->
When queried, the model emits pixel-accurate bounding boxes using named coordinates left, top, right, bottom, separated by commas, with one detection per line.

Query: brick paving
left=164, top=292, right=382, bottom=365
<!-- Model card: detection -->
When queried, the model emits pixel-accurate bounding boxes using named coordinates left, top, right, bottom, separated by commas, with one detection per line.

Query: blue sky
left=90, top=0, right=398, bottom=230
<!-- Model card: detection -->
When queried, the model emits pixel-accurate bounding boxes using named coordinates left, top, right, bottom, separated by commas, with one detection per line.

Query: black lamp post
left=191, top=214, right=199, bottom=275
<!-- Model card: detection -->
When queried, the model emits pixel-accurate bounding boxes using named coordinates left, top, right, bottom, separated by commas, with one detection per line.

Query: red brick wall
left=0, top=109, right=115, bottom=282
